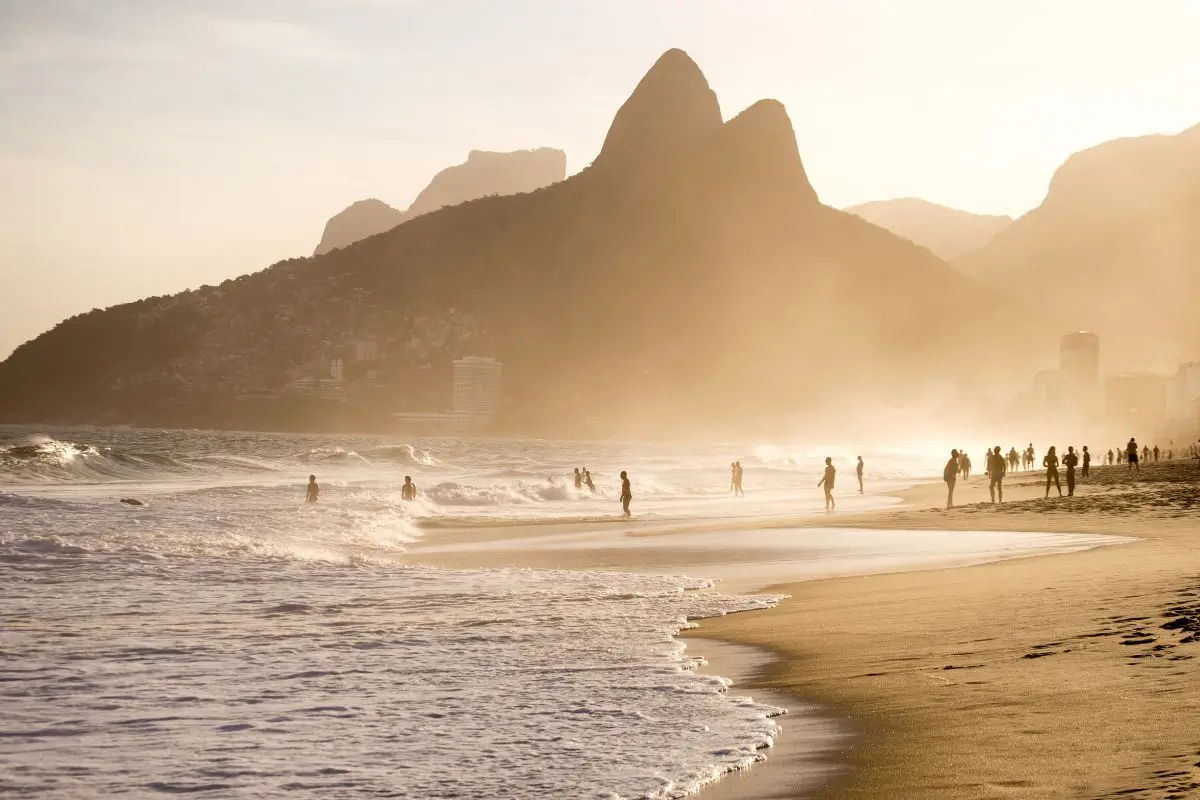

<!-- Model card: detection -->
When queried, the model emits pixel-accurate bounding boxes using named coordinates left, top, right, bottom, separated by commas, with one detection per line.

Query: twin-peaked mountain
left=0, top=50, right=1024, bottom=436
left=313, top=148, right=568, bottom=255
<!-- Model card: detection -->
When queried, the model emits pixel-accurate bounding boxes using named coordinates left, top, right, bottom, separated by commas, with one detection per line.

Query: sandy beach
left=411, top=460, right=1200, bottom=798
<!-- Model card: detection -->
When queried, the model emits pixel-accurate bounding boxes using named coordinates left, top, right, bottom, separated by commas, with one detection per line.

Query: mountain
left=956, top=124, right=1200, bottom=369
left=846, top=198, right=1012, bottom=260
left=313, top=148, right=568, bottom=255
left=0, top=49, right=1025, bottom=437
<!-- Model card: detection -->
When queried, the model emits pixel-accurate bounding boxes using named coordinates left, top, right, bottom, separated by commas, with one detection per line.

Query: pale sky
left=2, top=0, right=1198, bottom=359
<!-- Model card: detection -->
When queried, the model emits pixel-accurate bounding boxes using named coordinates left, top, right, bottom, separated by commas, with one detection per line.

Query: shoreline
left=692, top=461, right=1200, bottom=798
left=687, top=638, right=849, bottom=800
left=407, top=465, right=1181, bottom=798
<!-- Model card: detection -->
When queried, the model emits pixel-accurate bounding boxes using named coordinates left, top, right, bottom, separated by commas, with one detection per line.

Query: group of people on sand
left=1102, top=441, right=1173, bottom=467
left=304, top=474, right=417, bottom=503
left=940, top=436, right=1158, bottom=510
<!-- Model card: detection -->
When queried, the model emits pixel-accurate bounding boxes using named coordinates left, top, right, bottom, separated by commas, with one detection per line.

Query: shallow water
left=2, top=426, right=1088, bottom=798
left=2, top=426, right=901, bottom=798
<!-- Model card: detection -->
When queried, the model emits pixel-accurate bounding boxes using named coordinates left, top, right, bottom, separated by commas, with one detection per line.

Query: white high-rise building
left=452, top=357, right=502, bottom=430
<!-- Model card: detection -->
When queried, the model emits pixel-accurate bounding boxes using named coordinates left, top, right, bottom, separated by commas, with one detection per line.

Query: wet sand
left=411, top=461, right=1200, bottom=798
left=698, top=461, right=1200, bottom=798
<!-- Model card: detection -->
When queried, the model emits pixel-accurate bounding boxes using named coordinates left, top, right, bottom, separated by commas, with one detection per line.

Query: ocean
left=0, top=426, right=944, bottom=798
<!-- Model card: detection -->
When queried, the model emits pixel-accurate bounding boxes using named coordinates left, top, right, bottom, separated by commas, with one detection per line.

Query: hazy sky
left=2, top=0, right=1199, bottom=359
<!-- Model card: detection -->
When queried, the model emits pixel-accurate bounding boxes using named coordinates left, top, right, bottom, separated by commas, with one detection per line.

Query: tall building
left=1059, top=332, right=1099, bottom=411
left=452, top=357, right=502, bottom=430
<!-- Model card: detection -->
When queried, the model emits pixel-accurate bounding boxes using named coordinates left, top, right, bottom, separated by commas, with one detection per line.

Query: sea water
left=2, top=426, right=945, bottom=798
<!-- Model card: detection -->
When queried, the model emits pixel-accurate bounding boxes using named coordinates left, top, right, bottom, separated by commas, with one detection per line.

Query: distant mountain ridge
left=956, top=123, right=1200, bottom=369
left=846, top=198, right=1012, bottom=261
left=313, top=148, right=568, bottom=255
left=0, top=49, right=1024, bottom=436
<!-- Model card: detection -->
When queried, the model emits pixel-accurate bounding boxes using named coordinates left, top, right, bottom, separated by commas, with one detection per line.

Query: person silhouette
left=734, top=461, right=744, bottom=497
left=584, top=468, right=595, bottom=492
left=960, top=451, right=972, bottom=480
left=818, top=457, right=836, bottom=510
left=574, top=468, right=583, bottom=490
left=987, top=446, right=1006, bottom=503
left=730, top=462, right=737, bottom=493
left=1126, top=439, right=1140, bottom=473
left=401, top=475, right=417, bottom=501
left=1106, top=448, right=1114, bottom=466
left=305, top=475, right=319, bottom=503
left=1081, top=445, right=1091, bottom=478
left=856, top=456, right=864, bottom=494
left=1062, top=446, right=1079, bottom=497
left=1153, top=445, right=1160, bottom=463
left=943, top=450, right=960, bottom=509
left=1043, top=446, right=1062, bottom=498
left=619, top=470, right=632, bottom=517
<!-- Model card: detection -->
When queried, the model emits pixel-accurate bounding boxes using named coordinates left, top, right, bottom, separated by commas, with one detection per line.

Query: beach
left=414, top=461, right=1200, bottom=798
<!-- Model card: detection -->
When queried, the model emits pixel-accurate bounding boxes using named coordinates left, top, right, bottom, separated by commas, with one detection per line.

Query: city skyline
left=3, top=0, right=1200, bottom=358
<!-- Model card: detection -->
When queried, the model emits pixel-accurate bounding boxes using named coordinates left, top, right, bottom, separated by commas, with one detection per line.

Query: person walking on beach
left=401, top=475, right=417, bottom=502
left=818, top=457, right=837, bottom=510
left=305, top=475, right=320, bottom=503
left=987, top=446, right=1007, bottom=503
left=1153, top=445, right=1160, bottom=463
left=619, top=470, right=632, bottom=517
left=856, top=456, right=865, bottom=494
left=1062, top=446, right=1079, bottom=497
left=574, top=468, right=583, bottom=490
left=1142, top=445, right=1151, bottom=464
left=733, top=462, right=744, bottom=496
left=1081, top=445, right=1091, bottom=478
left=1043, top=446, right=1062, bottom=498
left=959, top=451, right=972, bottom=480
left=1009, top=447, right=1020, bottom=473
left=1106, top=448, right=1114, bottom=466
left=730, top=462, right=738, bottom=493
left=1127, top=439, right=1140, bottom=473
left=944, top=450, right=960, bottom=509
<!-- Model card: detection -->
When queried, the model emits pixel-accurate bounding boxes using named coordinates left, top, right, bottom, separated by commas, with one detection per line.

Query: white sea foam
left=1, top=426, right=842, bottom=798
left=1, top=553, right=783, bottom=798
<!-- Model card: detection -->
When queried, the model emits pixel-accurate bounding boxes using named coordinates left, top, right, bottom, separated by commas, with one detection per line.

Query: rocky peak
left=595, top=49, right=723, bottom=168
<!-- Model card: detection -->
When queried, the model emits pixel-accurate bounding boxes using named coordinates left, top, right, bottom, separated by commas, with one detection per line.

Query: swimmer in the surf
left=401, top=475, right=417, bottom=502
left=305, top=475, right=319, bottom=503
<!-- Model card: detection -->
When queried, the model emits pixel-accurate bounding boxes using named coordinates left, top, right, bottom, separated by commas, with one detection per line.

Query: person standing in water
left=573, top=468, right=583, bottom=490
left=1044, top=446, right=1062, bottom=498
left=1081, top=445, right=1091, bottom=478
left=987, top=446, right=1006, bottom=503
left=584, top=468, right=595, bottom=492
left=944, top=450, right=960, bottom=509
left=734, top=462, right=744, bottom=496
left=401, top=475, right=417, bottom=501
left=818, top=457, right=836, bottom=510
left=619, top=471, right=632, bottom=517
left=1127, top=438, right=1140, bottom=473
left=856, top=456, right=865, bottom=494
left=305, top=475, right=320, bottom=503
left=729, top=462, right=738, bottom=493
left=1062, top=446, right=1079, bottom=497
